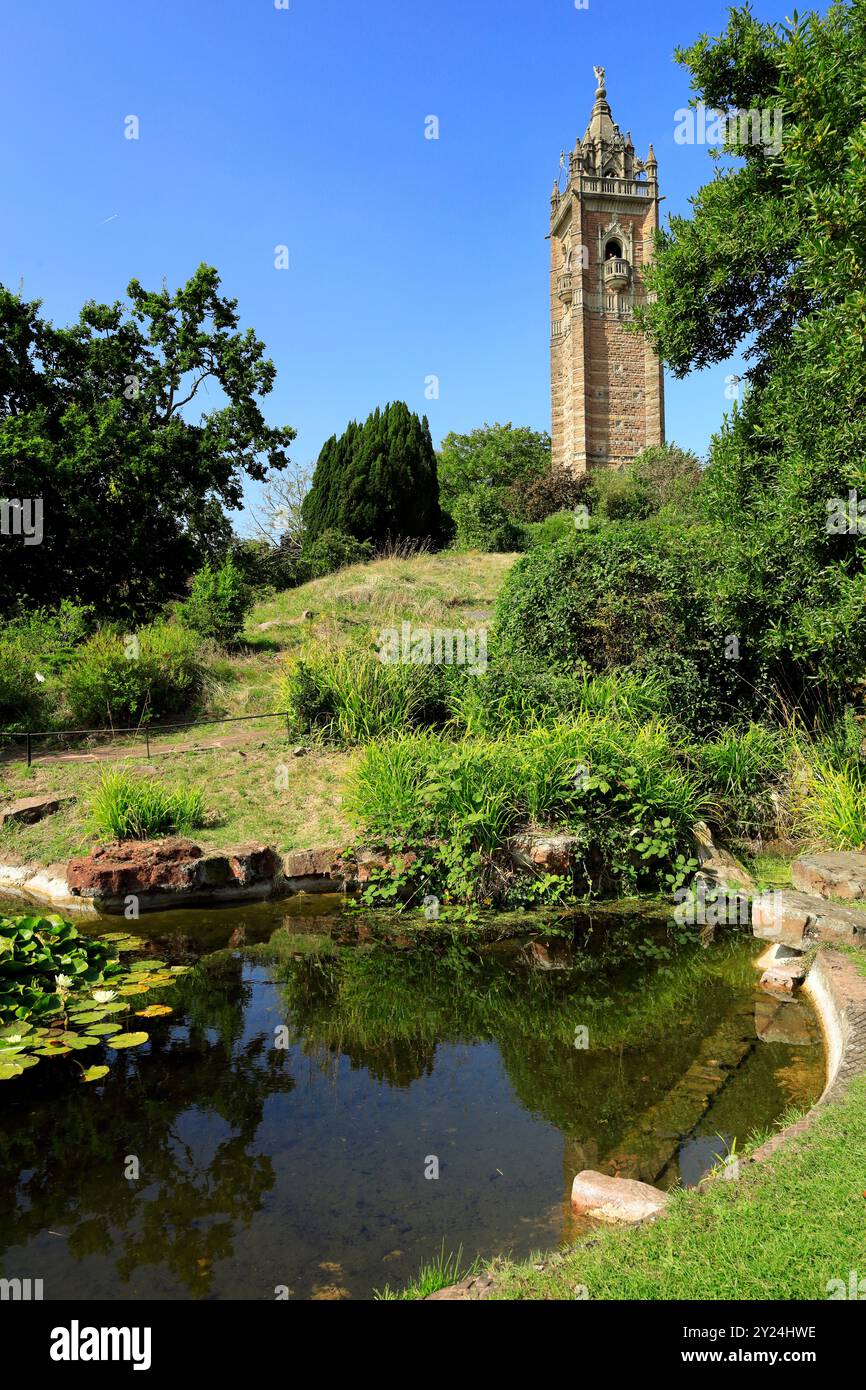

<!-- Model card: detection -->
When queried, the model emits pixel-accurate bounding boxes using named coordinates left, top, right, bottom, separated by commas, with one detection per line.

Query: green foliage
left=524, top=509, right=580, bottom=549
left=494, top=524, right=750, bottom=732
left=437, top=422, right=550, bottom=509
left=349, top=718, right=707, bottom=903
left=636, top=1, right=866, bottom=713
left=279, top=642, right=452, bottom=743
left=231, top=538, right=307, bottom=594
left=691, top=724, right=788, bottom=839
left=0, top=265, right=294, bottom=621
left=450, top=487, right=525, bottom=553
left=180, top=558, right=252, bottom=648
left=64, top=622, right=202, bottom=728
left=89, top=768, right=205, bottom=840
left=302, top=528, right=373, bottom=579
left=0, top=911, right=189, bottom=1082
left=2, top=600, right=94, bottom=674
left=790, top=758, right=866, bottom=851
left=503, top=465, right=587, bottom=523
left=451, top=655, right=667, bottom=736
left=303, top=402, right=441, bottom=548
left=0, top=637, right=46, bottom=730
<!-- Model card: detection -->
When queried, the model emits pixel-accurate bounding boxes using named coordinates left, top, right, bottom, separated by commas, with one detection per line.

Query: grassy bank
left=483, top=1072, right=866, bottom=1300
left=0, top=552, right=514, bottom=865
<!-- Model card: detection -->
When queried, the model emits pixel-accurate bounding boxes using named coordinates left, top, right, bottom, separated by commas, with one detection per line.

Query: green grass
left=376, top=1243, right=478, bottom=1300
left=476, top=1074, right=866, bottom=1300
left=89, top=769, right=205, bottom=840
left=788, top=753, right=866, bottom=850
left=0, top=741, right=355, bottom=864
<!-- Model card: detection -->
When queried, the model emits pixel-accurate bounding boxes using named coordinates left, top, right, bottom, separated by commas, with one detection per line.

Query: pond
left=0, top=897, right=824, bottom=1300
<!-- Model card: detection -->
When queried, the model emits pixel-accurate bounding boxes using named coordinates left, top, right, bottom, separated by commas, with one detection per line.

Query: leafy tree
left=635, top=0, right=866, bottom=712
left=0, top=265, right=294, bottom=620
left=437, top=422, right=550, bottom=509
left=302, top=402, right=441, bottom=547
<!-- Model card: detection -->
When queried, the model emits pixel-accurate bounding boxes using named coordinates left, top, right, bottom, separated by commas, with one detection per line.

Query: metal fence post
left=26, top=733, right=32, bottom=768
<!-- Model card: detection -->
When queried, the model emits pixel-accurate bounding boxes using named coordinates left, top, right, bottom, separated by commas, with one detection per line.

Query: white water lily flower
left=55, top=974, right=73, bottom=990
left=91, top=989, right=117, bottom=1004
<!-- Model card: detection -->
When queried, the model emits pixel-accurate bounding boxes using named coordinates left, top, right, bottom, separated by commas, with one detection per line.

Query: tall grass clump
left=788, top=754, right=866, bottom=850
left=691, top=724, right=789, bottom=840
left=90, top=769, right=205, bottom=840
left=279, top=642, right=452, bottom=743
left=451, top=658, right=667, bottom=737
left=349, top=716, right=709, bottom=898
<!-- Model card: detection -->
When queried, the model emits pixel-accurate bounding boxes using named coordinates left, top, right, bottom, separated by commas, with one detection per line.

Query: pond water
left=0, top=897, right=824, bottom=1300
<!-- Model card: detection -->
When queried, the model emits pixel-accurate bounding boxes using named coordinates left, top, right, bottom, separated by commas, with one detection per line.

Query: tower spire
left=548, top=67, right=665, bottom=475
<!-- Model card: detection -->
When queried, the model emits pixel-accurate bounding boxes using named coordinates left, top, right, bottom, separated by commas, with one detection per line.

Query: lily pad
left=109, top=1032, right=149, bottom=1050
left=0, top=1061, right=24, bottom=1080
left=0, top=1021, right=33, bottom=1040
left=135, top=1005, right=173, bottom=1018
left=86, top=1023, right=123, bottom=1036
left=82, top=1065, right=110, bottom=1083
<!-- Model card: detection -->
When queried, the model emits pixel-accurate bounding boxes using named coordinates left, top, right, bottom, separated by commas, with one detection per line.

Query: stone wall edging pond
left=748, top=946, right=866, bottom=1164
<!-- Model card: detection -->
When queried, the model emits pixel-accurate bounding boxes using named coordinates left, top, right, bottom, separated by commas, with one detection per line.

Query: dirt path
left=1, top=727, right=276, bottom=767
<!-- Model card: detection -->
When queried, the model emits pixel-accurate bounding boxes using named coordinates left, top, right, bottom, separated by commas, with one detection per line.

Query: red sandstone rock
left=67, top=838, right=203, bottom=898
left=570, top=1170, right=669, bottom=1224
left=509, top=832, right=579, bottom=874
left=228, top=843, right=280, bottom=885
left=753, top=889, right=866, bottom=948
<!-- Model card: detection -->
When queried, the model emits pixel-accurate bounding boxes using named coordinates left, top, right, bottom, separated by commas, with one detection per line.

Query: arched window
left=605, top=239, right=622, bottom=260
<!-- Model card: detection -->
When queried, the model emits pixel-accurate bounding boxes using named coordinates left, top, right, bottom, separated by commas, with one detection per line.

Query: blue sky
left=1, top=0, right=785, bottom=528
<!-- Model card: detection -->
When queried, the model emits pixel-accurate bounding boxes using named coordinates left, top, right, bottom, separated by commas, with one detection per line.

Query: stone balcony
left=603, top=257, right=630, bottom=289
left=557, top=272, right=574, bottom=304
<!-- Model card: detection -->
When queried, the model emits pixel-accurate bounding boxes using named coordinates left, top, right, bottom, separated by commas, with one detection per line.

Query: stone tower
left=549, top=68, right=664, bottom=475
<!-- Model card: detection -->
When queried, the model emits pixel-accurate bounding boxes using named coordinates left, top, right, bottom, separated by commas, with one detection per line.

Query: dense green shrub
left=504, top=466, right=587, bottom=523
left=0, top=639, right=47, bottom=730
left=303, top=402, right=441, bottom=547
left=180, top=558, right=252, bottom=647
left=232, top=538, right=308, bottom=593
left=302, top=529, right=373, bottom=580
left=451, top=488, right=524, bottom=553
left=89, top=769, right=205, bottom=840
left=494, top=523, right=754, bottom=732
left=585, top=447, right=703, bottom=524
left=64, top=623, right=202, bottom=728
left=524, top=510, right=579, bottom=550
left=2, top=600, right=94, bottom=674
